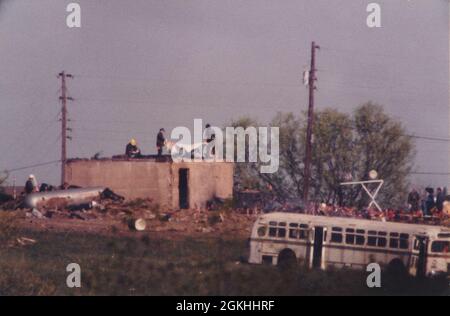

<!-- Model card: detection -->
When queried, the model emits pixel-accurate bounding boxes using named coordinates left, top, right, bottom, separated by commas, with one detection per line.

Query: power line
left=4, top=160, right=61, bottom=173
left=408, top=135, right=450, bottom=142
left=410, top=172, right=450, bottom=176
left=74, top=74, right=302, bottom=89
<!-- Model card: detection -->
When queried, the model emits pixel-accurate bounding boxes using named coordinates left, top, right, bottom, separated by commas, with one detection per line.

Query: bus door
left=311, top=226, right=325, bottom=269
left=410, top=236, right=428, bottom=278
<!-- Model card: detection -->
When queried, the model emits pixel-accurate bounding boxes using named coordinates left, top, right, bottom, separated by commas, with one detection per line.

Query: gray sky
left=0, top=0, right=448, bottom=186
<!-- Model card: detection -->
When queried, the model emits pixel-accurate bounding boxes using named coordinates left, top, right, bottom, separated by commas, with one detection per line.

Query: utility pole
left=58, top=71, right=73, bottom=188
left=303, top=41, right=319, bottom=209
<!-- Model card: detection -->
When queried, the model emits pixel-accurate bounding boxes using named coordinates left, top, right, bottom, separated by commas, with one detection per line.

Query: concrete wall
left=65, top=159, right=234, bottom=209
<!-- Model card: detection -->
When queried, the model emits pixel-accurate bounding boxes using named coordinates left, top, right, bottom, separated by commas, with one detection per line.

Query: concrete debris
left=30, top=208, right=45, bottom=219
left=200, top=227, right=214, bottom=233
left=16, top=237, right=37, bottom=246
left=20, top=188, right=255, bottom=237
left=144, top=212, right=157, bottom=220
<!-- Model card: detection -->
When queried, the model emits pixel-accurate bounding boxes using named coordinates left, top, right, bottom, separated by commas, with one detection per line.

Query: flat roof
left=67, top=155, right=234, bottom=164
left=258, top=212, right=449, bottom=235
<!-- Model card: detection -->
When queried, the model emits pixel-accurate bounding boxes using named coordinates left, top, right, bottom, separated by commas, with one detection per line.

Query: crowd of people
left=315, top=187, right=450, bottom=225
left=407, top=187, right=448, bottom=216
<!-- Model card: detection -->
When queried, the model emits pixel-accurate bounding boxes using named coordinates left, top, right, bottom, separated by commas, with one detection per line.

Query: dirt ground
left=16, top=198, right=257, bottom=240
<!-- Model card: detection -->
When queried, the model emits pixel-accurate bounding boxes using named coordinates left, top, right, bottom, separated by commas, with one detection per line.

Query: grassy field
left=0, top=212, right=448, bottom=296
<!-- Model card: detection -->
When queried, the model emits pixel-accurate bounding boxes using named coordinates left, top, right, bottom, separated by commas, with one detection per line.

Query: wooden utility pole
left=303, top=42, right=319, bottom=207
left=58, top=71, right=73, bottom=187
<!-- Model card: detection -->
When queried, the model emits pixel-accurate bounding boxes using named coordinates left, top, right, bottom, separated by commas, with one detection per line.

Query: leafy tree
left=308, top=108, right=355, bottom=205
left=351, top=103, right=414, bottom=208
left=232, top=103, right=414, bottom=209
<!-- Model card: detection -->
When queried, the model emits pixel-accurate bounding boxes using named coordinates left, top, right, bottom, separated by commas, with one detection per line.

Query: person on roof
left=125, top=138, right=142, bottom=158
left=156, top=128, right=166, bottom=156
left=25, top=175, right=39, bottom=195
left=204, top=123, right=216, bottom=158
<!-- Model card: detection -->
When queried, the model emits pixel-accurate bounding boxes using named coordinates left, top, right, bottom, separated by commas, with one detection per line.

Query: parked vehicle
left=249, top=212, right=450, bottom=278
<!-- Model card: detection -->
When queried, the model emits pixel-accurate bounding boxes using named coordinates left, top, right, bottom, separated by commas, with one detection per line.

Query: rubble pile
left=18, top=188, right=256, bottom=237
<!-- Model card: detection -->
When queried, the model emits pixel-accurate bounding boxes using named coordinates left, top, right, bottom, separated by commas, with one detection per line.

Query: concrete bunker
left=65, top=156, right=234, bottom=209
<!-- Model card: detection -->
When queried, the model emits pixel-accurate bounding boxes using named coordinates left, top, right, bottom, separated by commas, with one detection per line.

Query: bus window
left=400, top=234, right=409, bottom=249
left=268, top=222, right=287, bottom=238
left=431, top=241, right=450, bottom=253
left=367, top=231, right=386, bottom=247
left=269, top=227, right=277, bottom=237
left=376, top=232, right=387, bottom=248
left=331, top=227, right=343, bottom=243
left=389, top=233, right=409, bottom=249
left=289, top=228, right=298, bottom=239
left=288, top=223, right=298, bottom=238
left=288, top=223, right=309, bottom=240
left=355, top=230, right=365, bottom=245
left=257, top=226, right=267, bottom=237
left=299, top=224, right=309, bottom=239
left=389, top=232, right=400, bottom=249
left=367, top=231, right=377, bottom=246
left=345, top=228, right=355, bottom=245
left=377, top=237, right=387, bottom=248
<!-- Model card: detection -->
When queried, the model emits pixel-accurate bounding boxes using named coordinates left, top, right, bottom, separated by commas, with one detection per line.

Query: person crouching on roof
left=126, top=138, right=142, bottom=158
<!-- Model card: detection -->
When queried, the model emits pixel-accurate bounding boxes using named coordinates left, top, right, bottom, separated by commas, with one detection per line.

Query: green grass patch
left=0, top=220, right=448, bottom=296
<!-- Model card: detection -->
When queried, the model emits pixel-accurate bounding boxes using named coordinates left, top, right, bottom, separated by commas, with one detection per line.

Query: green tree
left=309, top=109, right=356, bottom=205
left=232, top=103, right=414, bottom=209
left=351, top=103, right=414, bottom=208
left=229, top=113, right=305, bottom=200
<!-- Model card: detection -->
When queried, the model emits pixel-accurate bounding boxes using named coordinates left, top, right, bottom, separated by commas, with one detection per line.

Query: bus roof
left=257, top=212, right=450, bottom=236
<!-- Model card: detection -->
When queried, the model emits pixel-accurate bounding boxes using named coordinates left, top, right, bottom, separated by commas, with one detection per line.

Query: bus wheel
left=277, top=249, right=297, bottom=269
left=387, top=258, right=407, bottom=277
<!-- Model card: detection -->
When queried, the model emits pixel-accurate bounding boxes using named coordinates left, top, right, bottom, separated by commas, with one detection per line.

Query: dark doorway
left=312, top=227, right=324, bottom=269
left=179, top=169, right=189, bottom=209
left=416, top=237, right=428, bottom=278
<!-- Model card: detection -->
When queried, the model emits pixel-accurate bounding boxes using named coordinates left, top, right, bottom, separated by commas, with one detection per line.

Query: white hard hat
left=29, top=174, right=35, bottom=179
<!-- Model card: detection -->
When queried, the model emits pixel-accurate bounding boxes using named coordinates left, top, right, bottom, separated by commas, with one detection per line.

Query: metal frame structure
left=339, top=179, right=384, bottom=212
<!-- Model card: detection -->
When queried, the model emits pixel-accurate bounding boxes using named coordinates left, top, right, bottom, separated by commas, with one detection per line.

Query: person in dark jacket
left=125, top=138, right=141, bottom=158
left=436, top=187, right=445, bottom=212
left=407, top=188, right=420, bottom=212
left=156, top=128, right=166, bottom=156
left=424, top=187, right=435, bottom=216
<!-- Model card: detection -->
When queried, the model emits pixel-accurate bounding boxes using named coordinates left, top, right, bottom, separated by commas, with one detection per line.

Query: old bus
left=249, top=212, right=450, bottom=277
